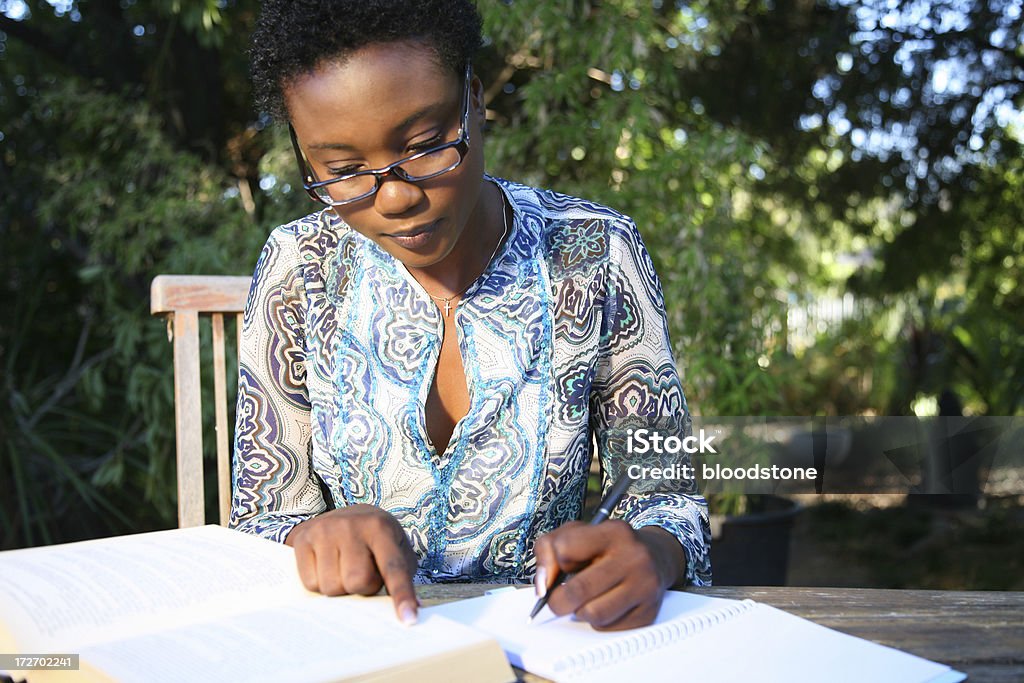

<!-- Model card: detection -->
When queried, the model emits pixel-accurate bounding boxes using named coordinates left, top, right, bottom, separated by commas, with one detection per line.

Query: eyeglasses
left=290, top=63, right=472, bottom=206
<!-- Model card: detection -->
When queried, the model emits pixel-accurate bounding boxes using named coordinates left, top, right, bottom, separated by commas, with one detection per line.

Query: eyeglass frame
left=289, top=62, right=473, bottom=207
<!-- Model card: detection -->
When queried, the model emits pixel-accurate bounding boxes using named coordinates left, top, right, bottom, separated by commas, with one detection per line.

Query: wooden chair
left=151, top=275, right=251, bottom=528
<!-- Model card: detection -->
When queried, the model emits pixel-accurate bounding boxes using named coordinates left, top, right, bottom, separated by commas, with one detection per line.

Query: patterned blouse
left=230, top=176, right=712, bottom=586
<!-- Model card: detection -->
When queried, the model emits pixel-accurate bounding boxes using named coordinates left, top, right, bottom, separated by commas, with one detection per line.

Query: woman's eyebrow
left=306, top=102, right=448, bottom=152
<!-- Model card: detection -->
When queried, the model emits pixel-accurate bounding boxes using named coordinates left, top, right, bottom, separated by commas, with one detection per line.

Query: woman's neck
left=409, top=181, right=507, bottom=299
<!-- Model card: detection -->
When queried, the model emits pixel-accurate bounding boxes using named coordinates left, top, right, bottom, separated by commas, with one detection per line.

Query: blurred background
left=0, top=0, right=1021, bottom=588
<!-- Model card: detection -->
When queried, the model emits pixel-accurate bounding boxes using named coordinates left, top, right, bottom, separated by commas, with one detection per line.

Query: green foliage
left=777, top=305, right=906, bottom=416
left=942, top=157, right=1024, bottom=415
left=0, top=80, right=266, bottom=545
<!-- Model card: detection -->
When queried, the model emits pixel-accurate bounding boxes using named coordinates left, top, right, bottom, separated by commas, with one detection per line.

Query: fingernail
left=535, top=567, right=547, bottom=598
left=399, top=602, right=418, bottom=626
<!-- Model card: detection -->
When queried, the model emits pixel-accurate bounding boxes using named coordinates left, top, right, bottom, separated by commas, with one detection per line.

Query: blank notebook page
left=427, top=588, right=963, bottom=683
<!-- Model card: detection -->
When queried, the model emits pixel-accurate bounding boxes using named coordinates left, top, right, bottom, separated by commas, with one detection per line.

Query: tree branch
left=22, top=317, right=116, bottom=432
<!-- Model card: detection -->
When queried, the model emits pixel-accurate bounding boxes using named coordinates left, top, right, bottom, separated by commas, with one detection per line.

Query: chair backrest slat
left=151, top=274, right=251, bottom=528
left=236, top=313, right=244, bottom=365
left=172, top=308, right=205, bottom=528
left=211, top=312, right=231, bottom=526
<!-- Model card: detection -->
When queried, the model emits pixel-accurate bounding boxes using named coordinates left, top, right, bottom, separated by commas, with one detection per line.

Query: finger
left=369, top=529, right=418, bottom=625
left=532, top=530, right=561, bottom=598
left=534, top=521, right=594, bottom=597
left=545, top=521, right=619, bottom=573
left=578, top=581, right=662, bottom=631
left=545, top=559, right=623, bottom=618
left=315, top=539, right=345, bottom=596
left=292, top=539, right=320, bottom=593
left=339, top=541, right=384, bottom=596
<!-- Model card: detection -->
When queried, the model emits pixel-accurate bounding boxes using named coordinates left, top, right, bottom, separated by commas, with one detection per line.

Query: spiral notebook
left=427, top=588, right=965, bottom=683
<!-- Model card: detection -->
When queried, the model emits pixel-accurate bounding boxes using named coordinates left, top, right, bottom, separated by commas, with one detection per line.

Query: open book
left=0, top=526, right=513, bottom=683
left=428, top=587, right=966, bottom=683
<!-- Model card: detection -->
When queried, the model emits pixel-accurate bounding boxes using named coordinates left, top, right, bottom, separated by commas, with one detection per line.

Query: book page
left=0, top=526, right=308, bottom=651
left=575, top=603, right=958, bottom=683
left=426, top=587, right=744, bottom=672
left=79, top=596, right=508, bottom=683
left=711, top=605, right=956, bottom=683
left=429, top=589, right=960, bottom=683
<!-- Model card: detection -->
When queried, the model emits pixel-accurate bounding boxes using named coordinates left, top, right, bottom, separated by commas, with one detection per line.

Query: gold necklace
left=427, top=194, right=509, bottom=317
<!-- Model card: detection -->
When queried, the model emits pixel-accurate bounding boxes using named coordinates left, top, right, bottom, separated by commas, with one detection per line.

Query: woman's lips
left=383, top=220, right=440, bottom=250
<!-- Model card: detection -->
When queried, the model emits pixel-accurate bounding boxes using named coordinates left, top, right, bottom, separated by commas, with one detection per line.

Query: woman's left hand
left=532, top=521, right=687, bottom=630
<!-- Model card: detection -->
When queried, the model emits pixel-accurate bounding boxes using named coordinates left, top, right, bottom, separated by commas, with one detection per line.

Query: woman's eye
left=327, top=165, right=362, bottom=177
left=408, top=134, right=444, bottom=152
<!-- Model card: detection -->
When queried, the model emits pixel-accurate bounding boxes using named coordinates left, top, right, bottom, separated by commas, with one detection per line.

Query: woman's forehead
left=285, top=42, right=462, bottom=141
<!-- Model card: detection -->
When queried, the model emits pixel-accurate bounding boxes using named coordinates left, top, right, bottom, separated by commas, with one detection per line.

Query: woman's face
left=284, top=41, right=487, bottom=272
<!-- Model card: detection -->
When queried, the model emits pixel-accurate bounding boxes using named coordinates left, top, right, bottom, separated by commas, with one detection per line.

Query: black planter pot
left=710, top=496, right=801, bottom=586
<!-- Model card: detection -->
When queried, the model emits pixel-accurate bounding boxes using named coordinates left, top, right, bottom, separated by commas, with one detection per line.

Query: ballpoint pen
left=527, top=475, right=633, bottom=623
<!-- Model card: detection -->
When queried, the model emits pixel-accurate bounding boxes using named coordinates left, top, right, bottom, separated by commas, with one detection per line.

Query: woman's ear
left=470, top=75, right=486, bottom=121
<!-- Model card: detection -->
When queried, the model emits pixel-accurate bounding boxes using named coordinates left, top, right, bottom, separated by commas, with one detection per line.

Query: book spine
left=552, top=599, right=757, bottom=678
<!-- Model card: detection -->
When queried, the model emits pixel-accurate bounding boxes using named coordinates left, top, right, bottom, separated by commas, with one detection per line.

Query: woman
left=233, top=0, right=711, bottom=630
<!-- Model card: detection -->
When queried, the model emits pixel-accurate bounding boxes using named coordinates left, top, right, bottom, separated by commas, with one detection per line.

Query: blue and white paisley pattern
left=230, top=176, right=712, bottom=586
left=233, top=367, right=284, bottom=504
left=547, top=218, right=608, bottom=278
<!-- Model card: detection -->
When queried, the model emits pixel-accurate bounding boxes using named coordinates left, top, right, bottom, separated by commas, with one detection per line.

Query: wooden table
left=418, top=584, right=1024, bottom=682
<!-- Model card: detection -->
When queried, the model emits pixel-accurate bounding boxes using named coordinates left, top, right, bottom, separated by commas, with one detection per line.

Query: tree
left=674, top=0, right=1023, bottom=414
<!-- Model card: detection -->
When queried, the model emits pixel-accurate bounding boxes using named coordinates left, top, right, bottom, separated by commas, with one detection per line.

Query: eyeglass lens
left=311, top=146, right=463, bottom=204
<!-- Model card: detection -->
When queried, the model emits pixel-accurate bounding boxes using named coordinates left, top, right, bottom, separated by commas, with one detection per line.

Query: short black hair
left=251, top=0, right=484, bottom=121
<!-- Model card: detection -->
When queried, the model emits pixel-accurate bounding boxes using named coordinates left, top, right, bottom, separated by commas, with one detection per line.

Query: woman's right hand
left=285, top=505, right=420, bottom=624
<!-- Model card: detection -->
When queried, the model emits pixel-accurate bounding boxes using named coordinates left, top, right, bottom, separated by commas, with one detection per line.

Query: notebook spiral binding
left=552, top=598, right=758, bottom=677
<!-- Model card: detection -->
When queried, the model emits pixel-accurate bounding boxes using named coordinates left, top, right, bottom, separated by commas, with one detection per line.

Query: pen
left=527, top=475, right=633, bottom=623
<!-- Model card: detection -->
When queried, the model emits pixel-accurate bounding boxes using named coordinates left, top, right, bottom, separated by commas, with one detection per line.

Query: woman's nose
left=374, top=174, right=426, bottom=216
